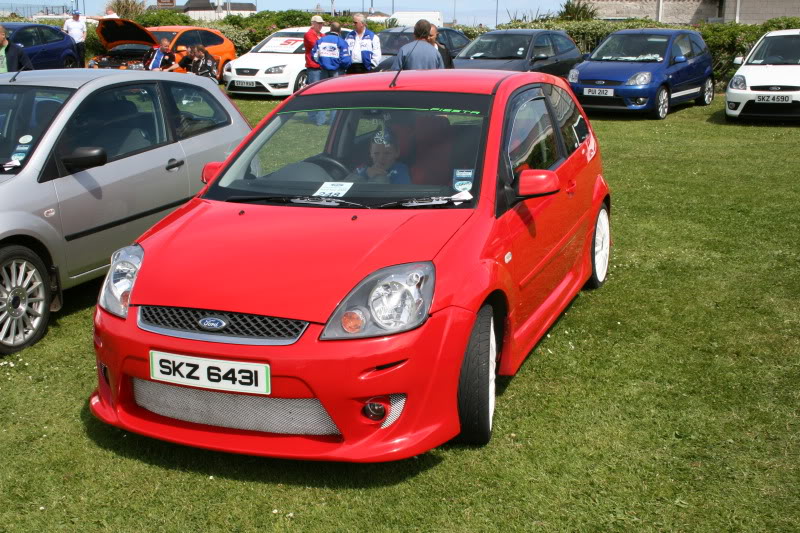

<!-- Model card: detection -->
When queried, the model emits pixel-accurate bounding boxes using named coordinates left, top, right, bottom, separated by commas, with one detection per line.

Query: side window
left=165, top=82, right=230, bottom=140
left=11, top=27, right=41, bottom=47
left=672, top=36, right=693, bottom=61
left=532, top=34, right=556, bottom=57
left=176, top=30, right=201, bottom=48
left=200, top=30, right=224, bottom=47
left=507, top=98, right=559, bottom=174
left=38, top=26, right=65, bottom=44
left=689, top=34, right=707, bottom=55
left=449, top=31, right=470, bottom=50
left=57, top=84, right=167, bottom=162
left=548, top=85, right=589, bottom=156
left=552, top=33, right=577, bottom=55
left=436, top=32, right=448, bottom=48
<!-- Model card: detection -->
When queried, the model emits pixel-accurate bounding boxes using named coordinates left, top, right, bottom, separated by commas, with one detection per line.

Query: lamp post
left=495, top=0, right=498, bottom=27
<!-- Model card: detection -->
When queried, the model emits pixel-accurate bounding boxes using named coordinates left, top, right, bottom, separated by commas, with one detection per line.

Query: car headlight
left=626, top=72, right=651, bottom=85
left=321, top=263, right=435, bottom=339
left=729, top=75, right=747, bottom=90
left=265, top=65, right=285, bottom=74
left=224, top=62, right=232, bottom=72
left=568, top=69, right=579, bottom=83
left=98, top=245, right=144, bottom=318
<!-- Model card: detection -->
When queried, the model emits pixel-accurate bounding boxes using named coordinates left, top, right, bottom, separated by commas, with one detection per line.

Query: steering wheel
left=305, top=154, right=350, bottom=180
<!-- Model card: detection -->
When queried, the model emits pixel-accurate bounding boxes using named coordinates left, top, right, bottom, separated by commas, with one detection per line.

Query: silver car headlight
left=224, top=62, right=232, bottom=72
left=626, top=72, right=651, bottom=85
left=265, top=65, right=285, bottom=74
left=98, top=245, right=144, bottom=318
left=568, top=69, right=579, bottom=83
left=321, top=263, right=435, bottom=339
left=729, top=75, right=747, bottom=90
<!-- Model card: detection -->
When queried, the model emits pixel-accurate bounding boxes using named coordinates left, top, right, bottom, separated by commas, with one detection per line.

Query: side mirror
left=201, top=161, right=224, bottom=183
left=176, top=45, right=187, bottom=53
left=531, top=53, right=549, bottom=62
left=673, top=55, right=687, bottom=64
left=62, top=147, right=107, bottom=172
left=582, top=52, right=590, bottom=60
left=517, top=169, right=560, bottom=198
left=733, top=56, right=743, bottom=65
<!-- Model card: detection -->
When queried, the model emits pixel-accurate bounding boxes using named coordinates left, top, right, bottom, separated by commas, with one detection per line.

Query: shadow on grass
left=80, top=403, right=442, bottom=487
left=585, top=100, right=698, bottom=122
left=706, top=108, right=799, bottom=127
left=48, top=278, right=103, bottom=328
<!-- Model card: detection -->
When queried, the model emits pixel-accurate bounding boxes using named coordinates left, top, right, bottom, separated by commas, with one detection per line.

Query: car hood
left=232, top=52, right=302, bottom=69
left=734, top=64, right=800, bottom=86
left=575, top=60, right=663, bottom=82
left=96, top=18, right=157, bottom=49
left=132, top=199, right=474, bottom=323
left=453, top=58, right=528, bottom=71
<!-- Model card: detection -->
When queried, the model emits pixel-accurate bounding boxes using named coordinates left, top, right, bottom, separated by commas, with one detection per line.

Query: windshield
left=151, top=31, right=177, bottom=43
left=252, top=32, right=305, bottom=54
left=747, top=34, right=800, bottom=65
left=0, top=86, right=73, bottom=174
left=204, top=91, right=490, bottom=208
left=457, top=34, right=531, bottom=60
left=590, top=34, right=669, bottom=62
left=379, top=31, right=415, bottom=55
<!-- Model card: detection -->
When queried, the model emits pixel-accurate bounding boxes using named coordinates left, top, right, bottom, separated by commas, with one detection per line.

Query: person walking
left=391, top=20, right=443, bottom=71
left=62, top=11, right=86, bottom=67
left=429, top=25, right=453, bottom=69
left=0, top=24, right=33, bottom=72
left=311, top=22, right=351, bottom=125
left=345, top=13, right=381, bottom=74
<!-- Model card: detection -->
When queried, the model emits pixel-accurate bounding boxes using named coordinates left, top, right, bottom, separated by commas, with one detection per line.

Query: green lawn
left=1, top=95, right=798, bottom=532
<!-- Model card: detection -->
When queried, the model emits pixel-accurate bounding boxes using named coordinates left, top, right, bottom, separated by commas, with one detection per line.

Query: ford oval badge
left=198, top=317, right=227, bottom=331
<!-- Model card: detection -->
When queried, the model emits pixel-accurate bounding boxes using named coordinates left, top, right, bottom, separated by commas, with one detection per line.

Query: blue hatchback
left=568, top=29, right=714, bottom=119
left=5, top=22, right=80, bottom=69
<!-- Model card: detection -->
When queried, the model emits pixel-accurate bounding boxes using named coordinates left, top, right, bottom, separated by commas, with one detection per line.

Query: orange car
left=91, top=19, right=237, bottom=79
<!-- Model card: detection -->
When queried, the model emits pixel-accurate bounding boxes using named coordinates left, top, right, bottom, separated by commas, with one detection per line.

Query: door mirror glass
left=733, top=56, right=743, bottom=65
left=673, top=55, right=687, bottom=64
left=201, top=161, right=224, bottom=183
left=532, top=53, right=549, bottom=62
left=62, top=147, right=107, bottom=172
left=517, top=169, right=559, bottom=197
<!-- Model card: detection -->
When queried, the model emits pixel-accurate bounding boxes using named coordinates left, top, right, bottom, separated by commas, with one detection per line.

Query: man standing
left=429, top=25, right=453, bottom=69
left=304, top=15, right=324, bottom=87
left=89, top=8, right=120, bottom=20
left=143, top=38, right=176, bottom=71
left=311, top=22, right=351, bottom=125
left=345, top=13, right=381, bottom=74
left=391, top=20, right=443, bottom=71
left=62, top=11, right=86, bottom=67
left=0, top=24, right=33, bottom=72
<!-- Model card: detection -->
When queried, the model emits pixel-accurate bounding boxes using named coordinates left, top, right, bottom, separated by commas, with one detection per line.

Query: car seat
left=410, top=115, right=452, bottom=186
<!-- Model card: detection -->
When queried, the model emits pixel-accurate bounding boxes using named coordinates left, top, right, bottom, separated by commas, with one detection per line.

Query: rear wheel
left=651, top=86, right=670, bottom=120
left=696, top=77, right=714, bottom=105
left=456, top=305, right=497, bottom=445
left=0, top=246, right=52, bottom=355
left=63, top=56, right=78, bottom=68
left=293, top=70, right=308, bottom=93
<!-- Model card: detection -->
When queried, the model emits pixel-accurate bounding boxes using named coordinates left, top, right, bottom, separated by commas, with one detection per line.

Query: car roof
left=1, top=22, right=42, bottom=29
left=763, top=28, right=800, bottom=37
left=479, top=29, right=549, bottom=36
left=302, top=69, right=539, bottom=96
left=613, top=28, right=690, bottom=36
left=0, top=69, right=198, bottom=89
left=380, top=26, right=460, bottom=33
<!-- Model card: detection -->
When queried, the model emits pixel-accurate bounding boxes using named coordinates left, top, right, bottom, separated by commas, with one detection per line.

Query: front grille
left=133, top=378, right=341, bottom=435
left=235, top=68, right=258, bottom=76
left=580, top=79, right=623, bottom=86
left=750, top=85, right=800, bottom=92
left=740, top=101, right=800, bottom=118
left=579, top=95, right=628, bottom=107
left=138, top=306, right=307, bottom=344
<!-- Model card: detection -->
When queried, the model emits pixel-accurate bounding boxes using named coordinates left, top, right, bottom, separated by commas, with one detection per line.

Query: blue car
left=568, top=29, right=714, bottom=119
left=5, top=22, right=80, bottom=69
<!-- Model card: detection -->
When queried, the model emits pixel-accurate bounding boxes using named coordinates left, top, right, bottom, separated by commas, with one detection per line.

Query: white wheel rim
left=0, top=259, right=46, bottom=347
left=704, top=79, right=713, bottom=104
left=658, top=90, right=668, bottom=118
left=488, top=318, right=497, bottom=430
left=594, top=209, right=610, bottom=282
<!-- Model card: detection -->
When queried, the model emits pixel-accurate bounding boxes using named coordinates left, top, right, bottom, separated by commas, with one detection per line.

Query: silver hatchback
left=0, top=69, right=250, bottom=354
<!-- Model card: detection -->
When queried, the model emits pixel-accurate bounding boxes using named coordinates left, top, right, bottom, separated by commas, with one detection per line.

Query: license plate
left=756, top=94, right=791, bottom=103
left=150, top=350, right=270, bottom=395
left=235, top=80, right=256, bottom=87
left=584, top=88, right=614, bottom=97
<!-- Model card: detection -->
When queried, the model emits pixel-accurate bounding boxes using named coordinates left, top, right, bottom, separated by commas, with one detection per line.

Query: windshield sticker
left=262, top=37, right=303, bottom=53
left=313, top=182, right=354, bottom=198
left=3, top=159, right=21, bottom=169
left=15, top=145, right=30, bottom=152
left=429, top=107, right=482, bottom=115
left=11, top=153, right=26, bottom=161
left=453, top=170, right=475, bottom=192
left=454, top=180, right=473, bottom=192
left=19, top=135, right=33, bottom=144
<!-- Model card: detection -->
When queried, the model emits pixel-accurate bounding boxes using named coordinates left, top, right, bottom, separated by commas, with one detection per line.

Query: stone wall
left=588, top=0, right=720, bottom=24
left=721, top=0, right=800, bottom=23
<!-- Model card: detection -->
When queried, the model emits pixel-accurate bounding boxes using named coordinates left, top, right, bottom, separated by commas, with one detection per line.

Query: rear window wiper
left=223, top=195, right=370, bottom=208
left=375, top=191, right=474, bottom=208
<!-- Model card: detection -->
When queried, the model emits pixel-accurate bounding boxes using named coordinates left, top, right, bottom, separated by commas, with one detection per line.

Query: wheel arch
left=0, top=234, right=62, bottom=311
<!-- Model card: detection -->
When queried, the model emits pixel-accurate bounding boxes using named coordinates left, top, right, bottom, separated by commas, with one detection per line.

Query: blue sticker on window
left=15, top=145, right=30, bottom=152
left=11, top=152, right=26, bottom=161
left=453, top=169, right=474, bottom=192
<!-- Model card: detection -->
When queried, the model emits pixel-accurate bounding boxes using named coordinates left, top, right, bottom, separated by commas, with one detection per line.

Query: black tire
left=696, top=77, right=714, bottom=106
left=456, top=305, right=497, bottom=445
left=63, top=56, right=78, bottom=68
left=0, top=246, right=52, bottom=356
left=651, top=86, right=670, bottom=120
left=293, top=70, right=308, bottom=93
left=585, top=204, right=611, bottom=290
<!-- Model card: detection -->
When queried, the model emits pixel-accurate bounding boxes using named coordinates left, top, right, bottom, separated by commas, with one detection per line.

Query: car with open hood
left=725, top=29, right=800, bottom=121
left=89, top=69, right=611, bottom=462
left=90, top=19, right=236, bottom=78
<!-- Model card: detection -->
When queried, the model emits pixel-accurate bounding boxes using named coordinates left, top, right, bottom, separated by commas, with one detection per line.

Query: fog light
left=727, top=101, right=740, bottom=110
left=362, top=399, right=388, bottom=421
left=636, top=97, right=648, bottom=105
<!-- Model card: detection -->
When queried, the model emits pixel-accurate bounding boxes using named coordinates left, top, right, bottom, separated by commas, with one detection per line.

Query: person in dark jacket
left=429, top=25, right=453, bottom=69
left=143, top=38, right=176, bottom=71
left=192, top=45, right=217, bottom=78
left=0, top=25, right=33, bottom=72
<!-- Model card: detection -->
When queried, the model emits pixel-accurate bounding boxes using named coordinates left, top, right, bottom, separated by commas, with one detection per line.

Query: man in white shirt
left=345, top=13, right=381, bottom=74
left=62, top=11, right=86, bottom=67
left=89, top=8, right=119, bottom=20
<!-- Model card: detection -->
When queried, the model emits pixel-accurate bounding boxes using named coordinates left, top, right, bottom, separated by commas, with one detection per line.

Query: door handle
left=565, top=179, right=577, bottom=197
left=166, top=159, right=185, bottom=171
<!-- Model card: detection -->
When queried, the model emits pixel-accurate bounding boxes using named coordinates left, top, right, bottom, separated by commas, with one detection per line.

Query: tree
left=106, top=0, right=146, bottom=19
left=558, top=0, right=598, bottom=21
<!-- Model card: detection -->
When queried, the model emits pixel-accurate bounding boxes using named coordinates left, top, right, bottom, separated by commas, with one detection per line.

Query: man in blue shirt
left=391, top=20, right=443, bottom=71
left=312, top=22, right=351, bottom=79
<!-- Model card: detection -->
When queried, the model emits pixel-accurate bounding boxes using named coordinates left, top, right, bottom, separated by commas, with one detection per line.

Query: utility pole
left=495, top=0, right=498, bottom=27
left=453, top=0, right=456, bottom=25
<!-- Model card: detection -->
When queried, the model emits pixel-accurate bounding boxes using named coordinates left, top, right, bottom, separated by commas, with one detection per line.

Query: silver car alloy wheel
left=704, top=78, right=714, bottom=105
left=0, top=259, right=46, bottom=347
left=487, top=317, right=497, bottom=430
left=594, top=207, right=610, bottom=283
left=658, top=89, right=669, bottom=119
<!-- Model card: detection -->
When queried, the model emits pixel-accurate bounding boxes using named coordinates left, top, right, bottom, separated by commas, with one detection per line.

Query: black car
left=453, top=29, right=581, bottom=78
left=374, top=26, right=471, bottom=71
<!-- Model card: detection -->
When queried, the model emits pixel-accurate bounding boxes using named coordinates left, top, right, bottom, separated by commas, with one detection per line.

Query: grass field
left=1, top=94, right=798, bottom=532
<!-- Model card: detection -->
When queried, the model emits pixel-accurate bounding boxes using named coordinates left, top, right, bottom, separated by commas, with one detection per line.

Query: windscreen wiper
left=375, top=191, right=474, bottom=208
left=223, top=195, right=370, bottom=208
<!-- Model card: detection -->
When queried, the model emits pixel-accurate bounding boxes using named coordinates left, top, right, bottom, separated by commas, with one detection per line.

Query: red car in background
left=89, top=70, right=611, bottom=462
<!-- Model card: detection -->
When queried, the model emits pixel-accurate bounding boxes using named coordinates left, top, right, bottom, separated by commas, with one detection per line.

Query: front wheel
left=651, top=86, right=670, bottom=120
left=456, top=305, right=497, bottom=445
left=63, top=56, right=78, bottom=68
left=0, top=246, right=52, bottom=355
left=585, top=204, right=610, bottom=289
left=697, top=77, right=714, bottom=105
left=293, top=70, right=307, bottom=93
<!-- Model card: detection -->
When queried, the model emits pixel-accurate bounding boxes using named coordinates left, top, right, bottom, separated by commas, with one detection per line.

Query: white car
left=223, top=26, right=351, bottom=97
left=726, top=29, right=800, bottom=121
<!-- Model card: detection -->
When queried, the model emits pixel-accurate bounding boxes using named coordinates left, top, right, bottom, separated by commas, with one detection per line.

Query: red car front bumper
left=90, top=304, right=475, bottom=462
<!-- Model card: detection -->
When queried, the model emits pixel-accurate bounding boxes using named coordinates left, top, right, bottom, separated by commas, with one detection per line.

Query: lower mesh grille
left=133, top=378, right=340, bottom=436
